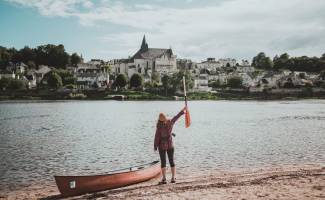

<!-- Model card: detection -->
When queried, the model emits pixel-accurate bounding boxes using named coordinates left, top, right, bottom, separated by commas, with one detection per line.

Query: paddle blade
left=185, top=108, right=191, bottom=128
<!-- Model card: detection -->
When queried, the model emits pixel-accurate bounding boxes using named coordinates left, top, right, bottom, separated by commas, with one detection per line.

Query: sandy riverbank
left=1, top=164, right=324, bottom=200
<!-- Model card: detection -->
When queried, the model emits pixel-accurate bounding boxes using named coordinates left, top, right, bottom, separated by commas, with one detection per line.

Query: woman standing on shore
left=154, top=108, right=185, bottom=184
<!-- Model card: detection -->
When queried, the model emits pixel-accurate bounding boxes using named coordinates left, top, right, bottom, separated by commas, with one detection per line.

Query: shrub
left=7, top=79, right=27, bottom=90
left=227, top=76, right=243, bottom=88
left=130, top=73, right=143, bottom=89
left=65, top=84, right=76, bottom=89
left=115, top=74, right=127, bottom=89
left=47, top=71, right=63, bottom=89
left=0, top=77, right=10, bottom=90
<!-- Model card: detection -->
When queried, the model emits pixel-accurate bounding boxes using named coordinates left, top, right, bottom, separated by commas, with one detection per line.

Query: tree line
left=0, top=44, right=82, bottom=69
left=112, top=71, right=194, bottom=96
left=252, top=52, right=325, bottom=72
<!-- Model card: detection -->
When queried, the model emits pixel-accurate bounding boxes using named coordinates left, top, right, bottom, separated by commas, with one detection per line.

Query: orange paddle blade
left=185, top=108, right=191, bottom=128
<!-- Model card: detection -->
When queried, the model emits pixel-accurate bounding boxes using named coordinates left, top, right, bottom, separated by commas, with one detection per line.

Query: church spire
left=140, top=35, right=148, bottom=51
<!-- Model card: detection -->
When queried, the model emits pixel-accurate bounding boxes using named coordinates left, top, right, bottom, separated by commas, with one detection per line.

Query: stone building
left=112, top=35, right=177, bottom=81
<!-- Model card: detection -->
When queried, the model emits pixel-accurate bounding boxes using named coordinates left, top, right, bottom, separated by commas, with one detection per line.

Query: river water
left=0, top=100, right=325, bottom=191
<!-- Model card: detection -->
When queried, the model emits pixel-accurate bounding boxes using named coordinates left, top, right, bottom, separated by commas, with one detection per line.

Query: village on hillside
left=1, top=36, right=325, bottom=100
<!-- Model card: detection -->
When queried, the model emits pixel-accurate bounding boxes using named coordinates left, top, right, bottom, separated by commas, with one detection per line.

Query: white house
left=218, top=58, right=237, bottom=67
left=237, top=72, right=254, bottom=87
left=5, top=62, right=27, bottom=75
left=25, top=70, right=37, bottom=88
left=177, top=59, right=196, bottom=71
left=196, top=58, right=222, bottom=72
left=208, top=72, right=228, bottom=85
left=236, top=60, right=255, bottom=73
left=241, top=60, right=250, bottom=66
left=0, top=70, right=16, bottom=79
left=76, top=64, right=109, bottom=89
left=277, top=72, right=304, bottom=88
left=193, top=74, right=212, bottom=92
left=87, top=59, right=104, bottom=66
left=35, top=65, right=51, bottom=84
left=12, top=62, right=27, bottom=74
left=111, top=59, right=130, bottom=76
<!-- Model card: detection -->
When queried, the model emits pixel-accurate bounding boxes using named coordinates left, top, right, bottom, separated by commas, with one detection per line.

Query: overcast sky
left=1, top=0, right=325, bottom=62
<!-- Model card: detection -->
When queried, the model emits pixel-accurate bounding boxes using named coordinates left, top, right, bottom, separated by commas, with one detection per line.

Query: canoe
left=54, top=160, right=160, bottom=197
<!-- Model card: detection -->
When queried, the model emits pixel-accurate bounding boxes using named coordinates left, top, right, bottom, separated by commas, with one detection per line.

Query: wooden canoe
left=54, top=160, right=160, bottom=197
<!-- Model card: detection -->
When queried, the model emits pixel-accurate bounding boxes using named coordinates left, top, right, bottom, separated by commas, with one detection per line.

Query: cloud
left=5, top=0, right=325, bottom=61
left=6, top=0, right=93, bottom=16
left=134, top=4, right=157, bottom=10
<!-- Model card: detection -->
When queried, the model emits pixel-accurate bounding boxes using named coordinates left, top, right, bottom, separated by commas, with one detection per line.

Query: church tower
left=140, top=35, right=148, bottom=52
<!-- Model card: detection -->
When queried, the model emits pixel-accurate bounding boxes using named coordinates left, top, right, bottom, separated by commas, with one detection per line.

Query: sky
left=0, top=0, right=325, bottom=62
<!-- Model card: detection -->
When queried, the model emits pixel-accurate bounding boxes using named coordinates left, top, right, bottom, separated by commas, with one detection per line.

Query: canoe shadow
left=38, top=184, right=157, bottom=200
left=38, top=194, right=63, bottom=200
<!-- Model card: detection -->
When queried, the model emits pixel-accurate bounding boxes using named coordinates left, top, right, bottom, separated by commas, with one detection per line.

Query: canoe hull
left=54, top=161, right=161, bottom=197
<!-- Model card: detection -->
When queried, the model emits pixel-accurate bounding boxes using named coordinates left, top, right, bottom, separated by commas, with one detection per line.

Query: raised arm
left=171, top=109, right=185, bottom=125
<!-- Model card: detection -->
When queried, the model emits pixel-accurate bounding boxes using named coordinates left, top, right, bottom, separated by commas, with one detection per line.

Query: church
left=112, top=35, right=177, bottom=81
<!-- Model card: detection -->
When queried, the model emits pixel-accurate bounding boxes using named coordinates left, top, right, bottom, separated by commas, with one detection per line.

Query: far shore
left=1, top=96, right=325, bottom=103
left=1, top=89, right=325, bottom=102
left=1, top=164, right=324, bottom=200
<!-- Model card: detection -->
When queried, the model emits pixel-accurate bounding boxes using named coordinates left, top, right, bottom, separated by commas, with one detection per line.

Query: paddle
left=183, top=76, right=191, bottom=128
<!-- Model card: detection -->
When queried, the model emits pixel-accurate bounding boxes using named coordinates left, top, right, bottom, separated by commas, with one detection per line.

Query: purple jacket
left=154, top=110, right=184, bottom=150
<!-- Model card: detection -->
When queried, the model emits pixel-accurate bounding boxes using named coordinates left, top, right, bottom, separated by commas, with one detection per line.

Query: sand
left=1, top=164, right=324, bottom=200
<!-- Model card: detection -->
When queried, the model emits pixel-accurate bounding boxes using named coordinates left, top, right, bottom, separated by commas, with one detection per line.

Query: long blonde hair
left=157, top=113, right=167, bottom=128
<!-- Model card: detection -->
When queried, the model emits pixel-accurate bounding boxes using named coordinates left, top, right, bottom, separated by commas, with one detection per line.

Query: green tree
left=274, top=53, right=289, bottom=70
left=161, top=74, right=170, bottom=96
left=64, top=76, right=76, bottom=85
left=0, top=45, right=83, bottom=70
left=170, top=71, right=194, bottom=94
left=35, top=44, right=70, bottom=68
left=19, top=46, right=36, bottom=63
left=209, top=79, right=222, bottom=88
left=0, top=77, right=10, bottom=90
left=102, top=64, right=111, bottom=74
left=3, top=48, right=17, bottom=65
left=252, top=52, right=266, bottom=68
left=115, top=74, right=127, bottom=89
left=227, top=76, right=243, bottom=88
left=299, top=72, right=306, bottom=79
left=151, top=72, right=160, bottom=83
left=283, top=78, right=294, bottom=88
left=47, top=71, right=63, bottom=89
left=252, top=52, right=273, bottom=69
left=264, top=57, right=274, bottom=69
left=130, top=73, right=143, bottom=89
left=27, top=60, right=36, bottom=68
left=321, top=53, right=325, bottom=60
left=7, top=79, right=27, bottom=90
left=71, top=53, right=82, bottom=66
left=320, top=70, right=325, bottom=80
left=54, top=69, right=75, bottom=85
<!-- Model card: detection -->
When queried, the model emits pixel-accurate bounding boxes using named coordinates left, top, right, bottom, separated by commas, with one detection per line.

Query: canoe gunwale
left=54, top=160, right=159, bottom=178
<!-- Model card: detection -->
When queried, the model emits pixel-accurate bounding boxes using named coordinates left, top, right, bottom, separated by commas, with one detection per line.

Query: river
left=0, top=100, right=325, bottom=191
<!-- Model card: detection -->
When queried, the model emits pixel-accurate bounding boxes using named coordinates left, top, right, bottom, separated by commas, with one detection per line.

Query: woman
left=154, top=107, right=185, bottom=184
